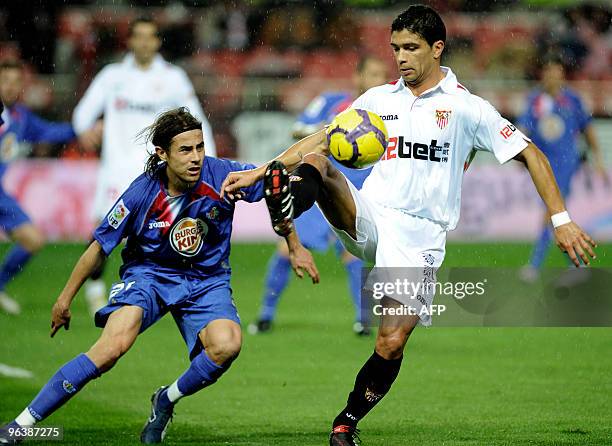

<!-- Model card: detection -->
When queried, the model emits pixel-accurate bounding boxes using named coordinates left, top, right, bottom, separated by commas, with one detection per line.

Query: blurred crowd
left=0, top=1, right=610, bottom=159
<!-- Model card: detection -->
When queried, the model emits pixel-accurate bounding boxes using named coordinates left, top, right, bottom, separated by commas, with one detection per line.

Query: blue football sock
left=258, top=254, right=291, bottom=322
left=530, top=226, right=553, bottom=269
left=345, top=259, right=365, bottom=323
left=27, top=354, right=101, bottom=422
left=157, top=351, right=228, bottom=411
left=0, top=245, right=32, bottom=291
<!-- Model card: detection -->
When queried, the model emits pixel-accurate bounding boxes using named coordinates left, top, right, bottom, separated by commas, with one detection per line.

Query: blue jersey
left=0, top=103, right=76, bottom=178
left=518, top=88, right=591, bottom=176
left=93, top=157, right=263, bottom=282
left=294, top=91, right=371, bottom=188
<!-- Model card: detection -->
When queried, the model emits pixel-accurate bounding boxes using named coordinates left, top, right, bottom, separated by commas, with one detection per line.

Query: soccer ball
left=326, top=109, right=388, bottom=169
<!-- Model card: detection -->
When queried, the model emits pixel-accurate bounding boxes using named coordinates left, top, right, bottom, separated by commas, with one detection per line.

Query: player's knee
left=375, top=332, right=407, bottom=360
left=27, top=230, right=45, bottom=253
left=206, top=338, right=242, bottom=366
left=302, top=152, right=331, bottom=179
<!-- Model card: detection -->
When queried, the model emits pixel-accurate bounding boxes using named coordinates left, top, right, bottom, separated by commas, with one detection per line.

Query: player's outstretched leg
left=0, top=306, right=141, bottom=444
left=264, top=154, right=358, bottom=240
left=141, top=319, right=241, bottom=444
left=329, top=307, right=420, bottom=445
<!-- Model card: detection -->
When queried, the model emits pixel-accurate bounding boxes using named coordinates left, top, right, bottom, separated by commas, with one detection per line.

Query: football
left=326, top=108, right=388, bottom=169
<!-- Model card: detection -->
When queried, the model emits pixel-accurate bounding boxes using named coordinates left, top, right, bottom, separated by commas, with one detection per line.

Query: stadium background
left=1, top=1, right=611, bottom=445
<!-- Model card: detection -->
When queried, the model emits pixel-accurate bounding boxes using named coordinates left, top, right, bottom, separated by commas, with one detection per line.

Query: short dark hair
left=391, top=5, right=446, bottom=46
left=0, top=60, right=23, bottom=72
left=128, top=16, right=159, bottom=38
left=142, top=107, right=202, bottom=178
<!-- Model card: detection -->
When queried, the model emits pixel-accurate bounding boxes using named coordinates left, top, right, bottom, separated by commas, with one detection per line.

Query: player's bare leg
left=86, top=305, right=143, bottom=372
left=0, top=306, right=141, bottom=444
left=0, top=223, right=45, bottom=315
left=330, top=301, right=420, bottom=446
left=141, top=319, right=242, bottom=444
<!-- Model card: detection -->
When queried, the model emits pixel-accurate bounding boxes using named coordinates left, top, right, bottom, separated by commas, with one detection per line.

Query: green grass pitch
left=0, top=242, right=611, bottom=445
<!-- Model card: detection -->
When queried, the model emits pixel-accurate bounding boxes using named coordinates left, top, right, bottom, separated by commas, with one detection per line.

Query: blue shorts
left=95, top=270, right=240, bottom=360
left=295, top=205, right=343, bottom=255
left=0, top=186, right=30, bottom=233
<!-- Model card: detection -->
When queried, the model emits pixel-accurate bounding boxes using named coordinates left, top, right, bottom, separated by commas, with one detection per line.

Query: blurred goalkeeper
left=0, top=108, right=314, bottom=444
left=519, top=55, right=607, bottom=281
left=250, top=56, right=388, bottom=336
left=221, top=5, right=597, bottom=445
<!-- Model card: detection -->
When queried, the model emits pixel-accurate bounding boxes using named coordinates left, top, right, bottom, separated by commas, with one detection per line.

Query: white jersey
left=73, top=53, right=216, bottom=218
left=353, top=66, right=528, bottom=231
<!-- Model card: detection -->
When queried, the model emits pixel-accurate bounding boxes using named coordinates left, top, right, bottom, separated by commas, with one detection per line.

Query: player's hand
left=50, top=300, right=72, bottom=338
left=221, top=168, right=261, bottom=201
left=554, top=222, right=597, bottom=267
left=78, top=120, right=103, bottom=153
left=285, top=231, right=319, bottom=283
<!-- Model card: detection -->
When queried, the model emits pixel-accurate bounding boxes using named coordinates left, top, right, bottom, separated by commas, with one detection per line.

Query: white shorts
left=326, top=180, right=447, bottom=325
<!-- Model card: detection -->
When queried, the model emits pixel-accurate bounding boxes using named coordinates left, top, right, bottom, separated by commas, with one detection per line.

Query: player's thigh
left=87, top=305, right=143, bottom=370
left=10, top=223, right=45, bottom=252
left=174, top=282, right=241, bottom=361
left=0, top=190, right=31, bottom=235
left=303, top=153, right=357, bottom=238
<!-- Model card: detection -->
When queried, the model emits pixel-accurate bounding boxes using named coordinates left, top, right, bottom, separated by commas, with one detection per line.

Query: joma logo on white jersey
left=149, top=221, right=171, bottom=229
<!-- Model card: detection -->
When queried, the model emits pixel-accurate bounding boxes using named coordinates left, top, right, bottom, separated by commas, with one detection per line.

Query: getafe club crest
left=206, top=206, right=219, bottom=221
left=435, top=110, right=452, bottom=129
left=170, top=217, right=208, bottom=257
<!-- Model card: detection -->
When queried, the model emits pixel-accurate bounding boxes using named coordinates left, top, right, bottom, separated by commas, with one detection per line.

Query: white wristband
left=551, top=211, right=571, bottom=228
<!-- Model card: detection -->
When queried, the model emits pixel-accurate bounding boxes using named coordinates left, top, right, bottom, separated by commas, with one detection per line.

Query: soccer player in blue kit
left=0, top=108, right=318, bottom=444
left=519, top=56, right=607, bottom=280
left=250, top=56, right=388, bottom=336
left=0, top=61, right=88, bottom=315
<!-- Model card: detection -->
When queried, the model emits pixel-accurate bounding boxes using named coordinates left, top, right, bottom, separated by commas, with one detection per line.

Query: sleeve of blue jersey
left=93, top=176, right=147, bottom=256
left=571, top=92, right=592, bottom=131
left=211, top=158, right=263, bottom=203
left=23, top=108, right=76, bottom=144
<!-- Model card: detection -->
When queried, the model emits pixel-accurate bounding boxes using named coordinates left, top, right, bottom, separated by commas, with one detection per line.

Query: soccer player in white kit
left=73, top=17, right=216, bottom=314
left=221, top=6, right=597, bottom=445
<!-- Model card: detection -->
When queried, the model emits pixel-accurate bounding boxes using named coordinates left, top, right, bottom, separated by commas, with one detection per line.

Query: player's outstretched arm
left=50, top=241, right=106, bottom=337
left=514, top=142, right=597, bottom=266
left=221, top=129, right=329, bottom=200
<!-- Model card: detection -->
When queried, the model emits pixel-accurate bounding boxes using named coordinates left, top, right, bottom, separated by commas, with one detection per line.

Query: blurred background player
left=72, top=17, right=217, bottom=315
left=519, top=55, right=607, bottom=281
left=249, top=56, right=388, bottom=336
left=0, top=61, right=90, bottom=315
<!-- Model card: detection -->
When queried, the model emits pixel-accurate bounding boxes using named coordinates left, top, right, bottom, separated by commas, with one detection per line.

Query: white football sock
left=15, top=408, right=37, bottom=426
left=166, top=380, right=184, bottom=403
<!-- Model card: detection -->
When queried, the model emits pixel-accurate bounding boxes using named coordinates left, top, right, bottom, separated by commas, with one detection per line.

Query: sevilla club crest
left=435, top=110, right=451, bottom=129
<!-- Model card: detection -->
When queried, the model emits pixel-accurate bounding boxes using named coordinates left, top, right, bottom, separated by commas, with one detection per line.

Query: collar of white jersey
left=389, top=66, right=461, bottom=96
left=122, top=53, right=165, bottom=71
